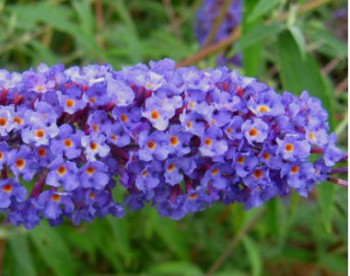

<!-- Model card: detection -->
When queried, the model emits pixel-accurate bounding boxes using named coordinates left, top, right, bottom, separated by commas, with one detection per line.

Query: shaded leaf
left=242, top=237, right=262, bottom=276
left=318, top=182, right=335, bottom=233
left=8, top=231, right=36, bottom=276
left=29, top=226, right=76, bottom=276
left=288, top=25, right=306, bottom=59
left=248, top=0, right=281, bottom=22
left=276, top=29, right=334, bottom=124
left=155, top=216, right=189, bottom=260
left=230, top=22, right=285, bottom=56
left=148, top=261, right=202, bottom=276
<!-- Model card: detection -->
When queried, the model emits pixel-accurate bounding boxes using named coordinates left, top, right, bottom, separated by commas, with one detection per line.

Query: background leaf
left=29, top=226, right=76, bottom=276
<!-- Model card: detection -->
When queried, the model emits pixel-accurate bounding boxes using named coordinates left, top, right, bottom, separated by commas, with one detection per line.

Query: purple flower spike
left=0, top=59, right=345, bottom=228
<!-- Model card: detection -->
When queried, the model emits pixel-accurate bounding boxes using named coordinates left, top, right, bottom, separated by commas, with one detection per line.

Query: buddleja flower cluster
left=195, top=0, right=242, bottom=65
left=0, top=58, right=344, bottom=229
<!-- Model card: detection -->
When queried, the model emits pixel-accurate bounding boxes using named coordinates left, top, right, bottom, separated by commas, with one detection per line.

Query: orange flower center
left=35, top=129, right=45, bottom=138
left=15, top=158, right=25, bottom=169
left=170, top=136, right=179, bottom=146
left=237, top=156, right=245, bottom=164
left=151, top=110, right=160, bottom=119
left=188, top=193, right=198, bottom=200
left=253, top=169, right=263, bottom=179
left=121, top=114, right=128, bottom=122
left=211, top=168, right=220, bottom=176
left=57, top=165, right=67, bottom=176
left=249, top=128, right=259, bottom=137
left=90, top=142, right=98, bottom=151
left=204, top=138, right=213, bottom=147
left=309, top=132, right=316, bottom=141
left=66, top=99, right=75, bottom=108
left=92, top=124, right=99, bottom=132
left=0, top=118, right=7, bottom=126
left=36, top=85, right=45, bottom=92
left=51, top=194, right=61, bottom=202
left=263, top=152, right=270, bottom=160
left=285, top=143, right=294, bottom=152
left=167, top=164, right=175, bottom=172
left=86, top=167, right=95, bottom=175
left=2, top=184, right=13, bottom=193
left=291, top=165, right=299, bottom=174
left=64, top=139, right=73, bottom=147
left=38, top=147, right=47, bottom=157
left=14, top=116, right=23, bottom=125
left=147, top=140, right=156, bottom=150
left=258, top=105, right=270, bottom=113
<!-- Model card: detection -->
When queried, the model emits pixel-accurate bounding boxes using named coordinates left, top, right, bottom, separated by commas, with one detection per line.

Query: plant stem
left=203, top=0, right=233, bottom=47
left=327, top=176, right=348, bottom=188
left=330, top=167, right=348, bottom=174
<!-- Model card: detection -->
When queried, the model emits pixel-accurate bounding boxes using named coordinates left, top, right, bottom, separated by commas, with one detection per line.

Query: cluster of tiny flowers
left=0, top=58, right=344, bottom=229
left=195, top=0, right=242, bottom=66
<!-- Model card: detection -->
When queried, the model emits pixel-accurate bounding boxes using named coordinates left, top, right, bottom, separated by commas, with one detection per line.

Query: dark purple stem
left=311, top=147, right=324, bottom=154
left=30, top=170, right=48, bottom=198
left=1, top=167, right=7, bottom=179
left=327, top=176, right=348, bottom=188
left=330, top=167, right=348, bottom=174
left=339, top=152, right=348, bottom=162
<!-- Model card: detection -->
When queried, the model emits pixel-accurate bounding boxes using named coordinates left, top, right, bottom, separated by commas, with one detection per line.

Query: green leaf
left=309, top=29, right=347, bottom=58
left=148, top=261, right=202, bottom=276
left=154, top=215, right=189, bottom=260
left=248, top=0, right=281, bottom=22
left=8, top=231, right=36, bottom=276
left=266, top=198, right=279, bottom=238
left=276, top=29, right=334, bottom=125
left=241, top=0, right=263, bottom=76
left=242, top=237, right=262, bottom=276
left=318, top=182, right=335, bottom=233
left=231, top=22, right=285, bottom=56
left=87, top=219, right=124, bottom=272
left=106, top=217, right=133, bottom=266
left=214, top=270, right=249, bottom=276
left=288, top=25, right=306, bottom=60
left=29, top=226, right=76, bottom=276
left=72, top=0, right=95, bottom=36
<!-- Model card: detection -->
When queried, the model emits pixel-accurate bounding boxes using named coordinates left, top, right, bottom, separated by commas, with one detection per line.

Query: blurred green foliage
left=0, top=0, right=347, bottom=275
